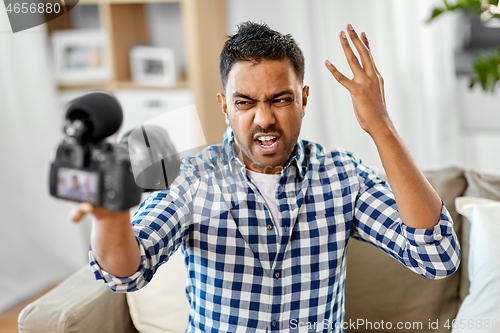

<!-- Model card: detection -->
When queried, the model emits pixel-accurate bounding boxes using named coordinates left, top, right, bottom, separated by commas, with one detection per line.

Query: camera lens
left=64, top=119, right=86, bottom=138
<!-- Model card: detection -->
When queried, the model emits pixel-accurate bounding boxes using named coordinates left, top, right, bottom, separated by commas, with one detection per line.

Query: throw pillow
left=461, top=170, right=500, bottom=302
left=464, top=170, right=500, bottom=200
left=126, top=249, right=190, bottom=333
left=453, top=197, right=500, bottom=333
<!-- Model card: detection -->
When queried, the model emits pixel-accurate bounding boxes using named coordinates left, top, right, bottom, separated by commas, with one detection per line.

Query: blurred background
left=1, top=0, right=499, bottom=317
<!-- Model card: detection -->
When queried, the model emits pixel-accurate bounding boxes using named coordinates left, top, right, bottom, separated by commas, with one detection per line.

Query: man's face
left=72, top=176, right=79, bottom=187
left=218, top=59, right=309, bottom=174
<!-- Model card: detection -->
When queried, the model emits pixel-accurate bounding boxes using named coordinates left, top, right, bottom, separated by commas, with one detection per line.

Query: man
left=74, top=22, right=460, bottom=332
left=62, top=175, right=91, bottom=202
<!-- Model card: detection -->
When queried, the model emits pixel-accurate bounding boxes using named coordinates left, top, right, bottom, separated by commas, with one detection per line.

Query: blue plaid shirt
left=91, top=127, right=460, bottom=333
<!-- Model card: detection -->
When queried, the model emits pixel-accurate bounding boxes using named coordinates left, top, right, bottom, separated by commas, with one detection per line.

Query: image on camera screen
left=57, top=167, right=99, bottom=204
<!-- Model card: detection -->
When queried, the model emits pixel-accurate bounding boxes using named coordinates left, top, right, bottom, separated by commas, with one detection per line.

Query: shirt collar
left=222, top=127, right=306, bottom=178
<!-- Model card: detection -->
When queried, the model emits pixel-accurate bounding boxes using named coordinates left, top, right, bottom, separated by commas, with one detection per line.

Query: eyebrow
left=232, top=89, right=294, bottom=101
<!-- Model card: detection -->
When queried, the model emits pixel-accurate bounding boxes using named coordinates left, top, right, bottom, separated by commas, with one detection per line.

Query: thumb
left=70, top=202, right=95, bottom=223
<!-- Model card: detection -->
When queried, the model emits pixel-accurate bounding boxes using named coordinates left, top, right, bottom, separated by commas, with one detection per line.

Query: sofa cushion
left=464, top=170, right=500, bottom=200
left=18, top=266, right=137, bottom=333
left=126, top=248, right=190, bottom=333
left=453, top=197, right=500, bottom=333
left=459, top=171, right=500, bottom=302
left=344, top=167, right=467, bottom=333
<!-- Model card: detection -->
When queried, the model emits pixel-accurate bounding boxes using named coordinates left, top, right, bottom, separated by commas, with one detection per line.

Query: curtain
left=0, top=9, right=87, bottom=312
left=226, top=0, right=463, bottom=172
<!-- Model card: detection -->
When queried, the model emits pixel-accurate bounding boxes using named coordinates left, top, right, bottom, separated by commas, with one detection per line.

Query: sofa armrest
left=18, top=265, right=137, bottom=333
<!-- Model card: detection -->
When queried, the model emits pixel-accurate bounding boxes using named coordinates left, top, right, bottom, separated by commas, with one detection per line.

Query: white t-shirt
left=246, top=169, right=281, bottom=235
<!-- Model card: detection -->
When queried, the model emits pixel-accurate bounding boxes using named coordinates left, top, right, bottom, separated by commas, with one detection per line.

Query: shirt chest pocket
left=292, top=212, right=347, bottom=283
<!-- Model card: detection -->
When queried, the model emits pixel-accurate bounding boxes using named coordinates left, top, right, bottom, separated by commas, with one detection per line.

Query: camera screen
left=56, top=167, right=99, bottom=204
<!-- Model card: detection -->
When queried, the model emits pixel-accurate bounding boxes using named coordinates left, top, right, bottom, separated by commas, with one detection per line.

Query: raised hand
left=325, top=24, right=391, bottom=137
left=325, top=24, right=444, bottom=230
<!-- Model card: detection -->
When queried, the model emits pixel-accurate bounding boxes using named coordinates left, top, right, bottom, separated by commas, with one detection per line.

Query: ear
left=301, top=85, right=309, bottom=117
left=217, top=93, right=230, bottom=126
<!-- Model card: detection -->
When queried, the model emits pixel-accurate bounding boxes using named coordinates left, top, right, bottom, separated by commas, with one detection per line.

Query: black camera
left=49, top=90, right=181, bottom=211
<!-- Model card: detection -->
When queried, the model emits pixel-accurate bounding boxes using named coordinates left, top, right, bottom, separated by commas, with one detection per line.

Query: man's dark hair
left=220, top=21, right=305, bottom=92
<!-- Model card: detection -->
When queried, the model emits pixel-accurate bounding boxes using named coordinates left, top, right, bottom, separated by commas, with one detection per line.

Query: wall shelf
left=48, top=0, right=227, bottom=144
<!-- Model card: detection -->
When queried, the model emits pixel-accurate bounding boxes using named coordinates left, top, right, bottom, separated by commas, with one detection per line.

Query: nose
left=253, top=102, right=275, bottom=128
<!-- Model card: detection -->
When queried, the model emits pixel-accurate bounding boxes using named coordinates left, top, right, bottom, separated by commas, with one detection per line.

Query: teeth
left=258, top=136, right=276, bottom=141
left=260, top=140, right=277, bottom=148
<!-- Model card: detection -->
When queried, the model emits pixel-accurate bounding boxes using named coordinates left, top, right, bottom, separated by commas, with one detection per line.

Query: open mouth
left=256, top=135, right=278, bottom=149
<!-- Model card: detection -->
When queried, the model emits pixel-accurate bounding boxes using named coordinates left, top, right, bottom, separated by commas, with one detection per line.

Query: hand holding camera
left=49, top=90, right=181, bottom=213
left=49, top=90, right=182, bottom=276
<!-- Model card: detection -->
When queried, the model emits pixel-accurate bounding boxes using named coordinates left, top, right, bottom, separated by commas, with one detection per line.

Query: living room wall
left=0, top=18, right=89, bottom=313
left=456, top=77, right=500, bottom=176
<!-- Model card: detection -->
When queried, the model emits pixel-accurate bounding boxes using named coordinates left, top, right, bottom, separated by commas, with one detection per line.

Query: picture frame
left=130, top=46, right=176, bottom=87
left=51, top=29, right=110, bottom=85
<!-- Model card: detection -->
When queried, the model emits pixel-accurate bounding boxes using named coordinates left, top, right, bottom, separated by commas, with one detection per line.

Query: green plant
left=428, top=0, right=500, bottom=93
left=428, top=0, right=500, bottom=21
left=471, top=48, right=500, bottom=92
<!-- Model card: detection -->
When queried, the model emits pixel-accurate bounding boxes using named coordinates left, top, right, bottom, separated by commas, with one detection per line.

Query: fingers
left=339, top=30, right=364, bottom=77
left=359, top=31, right=385, bottom=102
left=70, top=202, right=95, bottom=222
left=361, top=31, right=381, bottom=75
left=326, top=26, right=384, bottom=97
left=346, top=24, right=377, bottom=78
left=71, top=209, right=85, bottom=223
left=324, top=60, right=354, bottom=90
left=361, top=32, right=369, bottom=50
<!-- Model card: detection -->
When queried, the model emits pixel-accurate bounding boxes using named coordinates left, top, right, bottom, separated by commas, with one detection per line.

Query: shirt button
left=272, top=321, right=277, bottom=327
left=267, top=224, right=273, bottom=230
left=275, top=272, right=280, bottom=279
left=434, top=234, right=443, bottom=241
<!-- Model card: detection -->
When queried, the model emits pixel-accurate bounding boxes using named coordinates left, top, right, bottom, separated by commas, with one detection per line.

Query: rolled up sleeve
left=400, top=203, right=461, bottom=279
left=88, top=164, right=196, bottom=292
left=351, top=160, right=461, bottom=280
left=89, top=241, right=149, bottom=292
